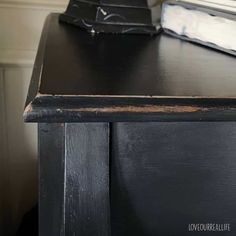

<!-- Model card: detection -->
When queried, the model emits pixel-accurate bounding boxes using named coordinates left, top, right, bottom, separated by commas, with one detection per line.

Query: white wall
left=0, top=0, right=67, bottom=235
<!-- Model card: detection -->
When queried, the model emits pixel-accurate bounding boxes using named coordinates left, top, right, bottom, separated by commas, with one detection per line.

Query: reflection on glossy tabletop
left=39, top=14, right=236, bottom=97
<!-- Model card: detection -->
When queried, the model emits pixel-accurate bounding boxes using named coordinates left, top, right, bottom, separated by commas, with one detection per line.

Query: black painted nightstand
left=24, top=13, right=236, bottom=236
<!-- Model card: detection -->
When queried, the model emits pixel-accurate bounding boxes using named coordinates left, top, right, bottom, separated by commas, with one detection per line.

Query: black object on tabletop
left=59, top=0, right=161, bottom=34
left=24, top=13, right=236, bottom=236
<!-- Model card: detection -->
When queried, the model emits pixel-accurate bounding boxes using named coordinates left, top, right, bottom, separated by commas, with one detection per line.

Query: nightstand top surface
left=24, top=13, right=236, bottom=122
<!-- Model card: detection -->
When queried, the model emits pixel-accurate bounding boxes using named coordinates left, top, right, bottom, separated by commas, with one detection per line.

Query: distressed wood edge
left=23, top=12, right=236, bottom=122
left=23, top=104, right=236, bottom=122
left=24, top=92, right=236, bottom=122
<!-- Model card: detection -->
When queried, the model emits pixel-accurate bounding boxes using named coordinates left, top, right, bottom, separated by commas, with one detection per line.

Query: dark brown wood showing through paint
left=24, top=14, right=236, bottom=122
left=111, top=122, right=236, bottom=236
left=39, top=123, right=110, bottom=236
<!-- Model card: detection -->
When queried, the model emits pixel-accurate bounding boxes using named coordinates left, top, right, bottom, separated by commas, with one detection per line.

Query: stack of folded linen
left=161, top=0, right=236, bottom=56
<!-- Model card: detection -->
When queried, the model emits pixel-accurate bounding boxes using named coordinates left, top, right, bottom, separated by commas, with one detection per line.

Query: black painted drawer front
left=111, top=122, right=236, bottom=236
left=39, top=123, right=110, bottom=236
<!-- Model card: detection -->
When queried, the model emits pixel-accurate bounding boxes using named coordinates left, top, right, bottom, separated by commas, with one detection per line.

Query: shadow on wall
left=0, top=67, right=38, bottom=236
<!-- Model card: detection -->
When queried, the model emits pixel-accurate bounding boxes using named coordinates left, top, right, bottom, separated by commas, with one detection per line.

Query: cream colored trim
left=0, top=69, right=9, bottom=235
left=0, top=69, right=7, bottom=161
left=0, top=0, right=67, bottom=10
left=0, top=49, right=36, bottom=67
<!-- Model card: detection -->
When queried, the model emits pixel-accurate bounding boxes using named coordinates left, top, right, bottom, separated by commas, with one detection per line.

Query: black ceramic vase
left=59, top=0, right=161, bottom=34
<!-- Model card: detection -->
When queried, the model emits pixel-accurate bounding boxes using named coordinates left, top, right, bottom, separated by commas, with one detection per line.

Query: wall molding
left=0, top=0, right=67, bottom=10
left=0, top=49, right=36, bottom=67
left=0, top=69, right=6, bottom=176
left=0, top=0, right=67, bottom=66
left=0, top=1, right=52, bottom=234
left=0, top=70, right=7, bottom=151
left=0, top=68, right=11, bottom=235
